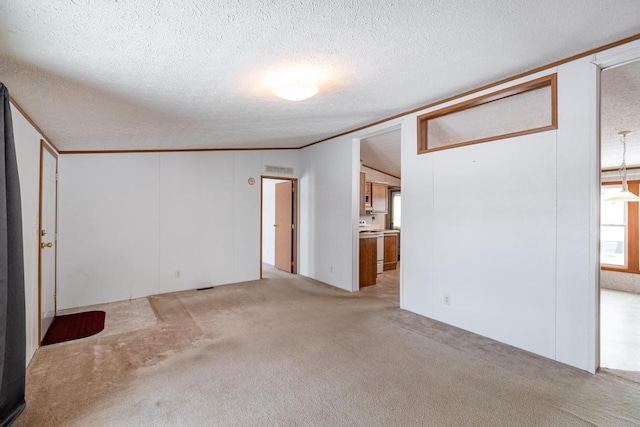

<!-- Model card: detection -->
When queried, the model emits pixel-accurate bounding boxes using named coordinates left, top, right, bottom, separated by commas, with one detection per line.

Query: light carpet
left=14, top=267, right=640, bottom=426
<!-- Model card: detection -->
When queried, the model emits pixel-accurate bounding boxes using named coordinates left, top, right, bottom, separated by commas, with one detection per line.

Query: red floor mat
left=41, top=311, right=106, bottom=346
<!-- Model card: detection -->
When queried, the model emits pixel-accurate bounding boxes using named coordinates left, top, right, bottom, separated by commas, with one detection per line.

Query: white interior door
left=40, top=143, right=57, bottom=341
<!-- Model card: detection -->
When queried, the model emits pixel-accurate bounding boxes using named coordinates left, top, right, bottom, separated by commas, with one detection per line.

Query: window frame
left=416, top=74, right=558, bottom=154
left=601, top=180, right=640, bottom=273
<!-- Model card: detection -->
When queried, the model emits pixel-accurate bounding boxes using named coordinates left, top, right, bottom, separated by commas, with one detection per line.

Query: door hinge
left=292, top=186, right=295, bottom=193
left=291, top=224, right=295, bottom=230
left=291, top=261, right=294, bottom=267
left=55, top=173, right=59, bottom=181
left=55, top=232, right=58, bottom=241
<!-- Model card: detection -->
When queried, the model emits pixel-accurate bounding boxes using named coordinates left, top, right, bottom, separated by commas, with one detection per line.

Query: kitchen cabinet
left=371, top=182, right=388, bottom=213
left=383, top=234, right=398, bottom=271
left=359, top=236, right=377, bottom=287
left=360, top=172, right=366, bottom=215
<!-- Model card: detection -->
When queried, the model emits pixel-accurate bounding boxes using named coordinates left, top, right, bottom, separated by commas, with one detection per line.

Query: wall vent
left=265, top=165, right=294, bottom=175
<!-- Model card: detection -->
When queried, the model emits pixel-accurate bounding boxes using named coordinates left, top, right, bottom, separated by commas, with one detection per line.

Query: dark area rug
left=42, top=311, right=106, bottom=346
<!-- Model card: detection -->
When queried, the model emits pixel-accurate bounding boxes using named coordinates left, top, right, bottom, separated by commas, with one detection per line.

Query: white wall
left=11, top=103, right=52, bottom=366
left=304, top=42, right=632, bottom=371
left=261, top=178, right=286, bottom=266
left=402, top=128, right=558, bottom=358
left=58, top=153, right=160, bottom=307
left=58, top=150, right=298, bottom=309
left=400, top=64, right=599, bottom=370
left=299, top=137, right=354, bottom=291
left=399, top=60, right=602, bottom=371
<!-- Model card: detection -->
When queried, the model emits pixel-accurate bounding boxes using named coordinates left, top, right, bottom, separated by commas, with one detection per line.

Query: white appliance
left=376, top=234, right=384, bottom=274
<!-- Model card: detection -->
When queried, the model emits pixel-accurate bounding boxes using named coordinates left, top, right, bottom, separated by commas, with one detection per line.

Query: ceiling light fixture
left=266, top=67, right=323, bottom=101
left=606, top=131, right=640, bottom=202
left=272, top=82, right=319, bottom=101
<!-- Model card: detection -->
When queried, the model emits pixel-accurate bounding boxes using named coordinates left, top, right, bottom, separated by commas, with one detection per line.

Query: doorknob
left=41, top=242, right=53, bottom=248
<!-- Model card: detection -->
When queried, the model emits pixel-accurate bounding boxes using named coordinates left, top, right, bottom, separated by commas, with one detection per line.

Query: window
left=391, top=192, right=401, bottom=230
left=601, top=186, right=626, bottom=266
left=601, top=182, right=640, bottom=272
left=417, top=74, right=557, bottom=154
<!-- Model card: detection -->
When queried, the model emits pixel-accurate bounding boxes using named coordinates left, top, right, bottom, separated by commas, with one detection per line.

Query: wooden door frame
left=38, top=140, right=58, bottom=344
left=260, top=176, right=298, bottom=279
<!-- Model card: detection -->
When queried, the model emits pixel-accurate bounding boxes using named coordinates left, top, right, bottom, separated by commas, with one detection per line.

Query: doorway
left=357, top=127, right=402, bottom=304
left=38, top=140, right=58, bottom=343
left=260, top=177, right=298, bottom=278
left=598, top=58, right=640, bottom=373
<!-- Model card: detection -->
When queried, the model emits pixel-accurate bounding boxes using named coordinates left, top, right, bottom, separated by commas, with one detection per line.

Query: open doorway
left=599, top=58, right=640, bottom=374
left=357, top=128, right=401, bottom=305
left=261, top=177, right=298, bottom=278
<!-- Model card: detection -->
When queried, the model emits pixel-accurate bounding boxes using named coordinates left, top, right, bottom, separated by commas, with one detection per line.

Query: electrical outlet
left=175, top=270, right=181, bottom=279
left=444, top=294, right=451, bottom=305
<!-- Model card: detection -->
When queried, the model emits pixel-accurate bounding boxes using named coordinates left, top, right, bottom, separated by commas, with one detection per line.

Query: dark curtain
left=0, top=84, right=26, bottom=425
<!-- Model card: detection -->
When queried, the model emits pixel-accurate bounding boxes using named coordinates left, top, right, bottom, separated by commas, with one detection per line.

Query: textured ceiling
left=0, top=1, right=639, bottom=151
left=361, top=129, right=402, bottom=178
left=601, top=60, right=640, bottom=170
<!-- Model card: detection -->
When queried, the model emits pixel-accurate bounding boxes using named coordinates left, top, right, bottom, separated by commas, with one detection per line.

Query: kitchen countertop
left=359, top=229, right=400, bottom=238
left=359, top=233, right=379, bottom=239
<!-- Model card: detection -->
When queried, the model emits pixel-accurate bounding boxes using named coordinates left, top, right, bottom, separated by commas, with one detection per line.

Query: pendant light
left=605, top=131, right=640, bottom=202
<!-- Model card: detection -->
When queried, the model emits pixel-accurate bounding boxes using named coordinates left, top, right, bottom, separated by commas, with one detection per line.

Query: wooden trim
left=59, top=147, right=295, bottom=155
left=9, top=97, right=59, bottom=152
left=361, top=164, right=401, bottom=181
left=602, top=166, right=640, bottom=173
left=260, top=176, right=299, bottom=278
left=42, top=139, right=58, bottom=159
left=601, top=266, right=637, bottom=273
left=417, top=74, right=557, bottom=154
left=301, top=33, right=640, bottom=150
left=628, top=182, right=639, bottom=271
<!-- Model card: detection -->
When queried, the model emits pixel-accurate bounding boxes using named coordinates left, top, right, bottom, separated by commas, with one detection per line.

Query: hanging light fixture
left=605, top=131, right=640, bottom=202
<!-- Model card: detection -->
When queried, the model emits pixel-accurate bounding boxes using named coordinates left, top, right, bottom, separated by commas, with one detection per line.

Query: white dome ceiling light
left=272, top=82, right=319, bottom=101
left=266, top=67, right=323, bottom=102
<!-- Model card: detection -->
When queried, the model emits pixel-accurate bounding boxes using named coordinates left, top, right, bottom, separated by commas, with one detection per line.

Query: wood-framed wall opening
left=417, top=74, right=558, bottom=154
left=260, top=176, right=298, bottom=279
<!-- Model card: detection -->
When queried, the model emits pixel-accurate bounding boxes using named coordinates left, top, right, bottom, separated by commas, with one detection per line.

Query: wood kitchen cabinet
left=383, top=234, right=398, bottom=271
left=371, top=182, right=388, bottom=213
left=359, top=237, right=377, bottom=287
